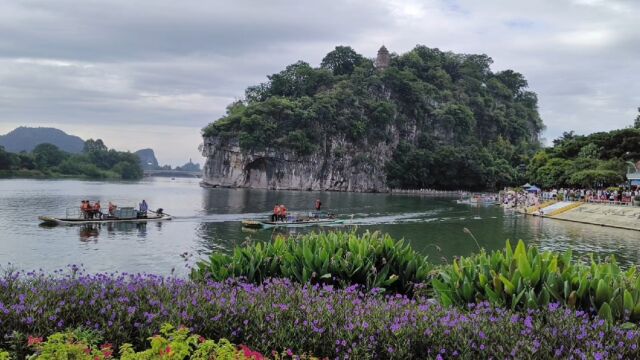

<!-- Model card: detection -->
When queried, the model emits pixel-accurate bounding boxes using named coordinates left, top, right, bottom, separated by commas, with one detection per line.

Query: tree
left=112, top=161, right=143, bottom=180
left=268, top=61, right=331, bottom=98
left=495, top=70, right=528, bottom=97
left=568, top=169, right=622, bottom=188
left=0, top=146, right=16, bottom=170
left=577, top=143, right=600, bottom=159
left=320, top=46, right=365, bottom=76
left=83, top=139, right=108, bottom=153
left=32, top=143, right=67, bottom=169
left=634, top=107, right=640, bottom=129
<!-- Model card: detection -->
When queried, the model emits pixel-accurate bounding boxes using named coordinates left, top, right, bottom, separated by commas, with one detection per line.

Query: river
left=1, top=178, right=639, bottom=275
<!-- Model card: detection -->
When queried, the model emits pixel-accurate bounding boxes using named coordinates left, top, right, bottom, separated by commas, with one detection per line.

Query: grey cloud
left=0, top=0, right=639, bottom=165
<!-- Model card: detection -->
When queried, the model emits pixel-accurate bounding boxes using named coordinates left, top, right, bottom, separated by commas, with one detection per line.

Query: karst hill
left=201, top=45, right=544, bottom=192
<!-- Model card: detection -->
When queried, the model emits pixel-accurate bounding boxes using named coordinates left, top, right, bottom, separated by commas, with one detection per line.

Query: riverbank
left=0, top=169, right=130, bottom=180
left=526, top=202, right=640, bottom=231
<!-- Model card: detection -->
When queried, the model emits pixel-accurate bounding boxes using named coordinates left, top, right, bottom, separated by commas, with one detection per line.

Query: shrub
left=191, top=231, right=432, bottom=294
left=2, top=323, right=269, bottom=359
left=431, top=239, right=640, bottom=323
left=1, top=273, right=639, bottom=359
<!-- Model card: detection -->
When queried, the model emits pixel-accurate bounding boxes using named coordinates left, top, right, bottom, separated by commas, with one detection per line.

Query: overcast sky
left=0, top=0, right=638, bottom=165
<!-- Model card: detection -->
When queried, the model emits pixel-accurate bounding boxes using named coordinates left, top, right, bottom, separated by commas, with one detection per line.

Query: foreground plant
left=431, top=239, right=640, bottom=323
left=191, top=230, right=433, bottom=294
left=3, top=324, right=268, bottom=359
left=1, top=270, right=639, bottom=359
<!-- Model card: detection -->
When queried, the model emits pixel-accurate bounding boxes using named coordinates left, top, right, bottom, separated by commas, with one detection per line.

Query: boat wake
left=343, top=210, right=445, bottom=226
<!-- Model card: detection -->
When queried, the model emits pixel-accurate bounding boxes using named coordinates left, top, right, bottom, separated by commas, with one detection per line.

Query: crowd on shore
left=502, top=186, right=640, bottom=208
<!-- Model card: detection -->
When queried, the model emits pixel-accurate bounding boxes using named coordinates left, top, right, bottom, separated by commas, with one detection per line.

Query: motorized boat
left=39, top=206, right=172, bottom=226
left=241, top=218, right=343, bottom=229
left=242, top=211, right=342, bottom=229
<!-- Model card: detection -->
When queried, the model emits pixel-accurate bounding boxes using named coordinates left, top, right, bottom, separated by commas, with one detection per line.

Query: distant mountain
left=175, top=159, right=201, bottom=172
left=0, top=127, right=85, bottom=153
left=134, top=148, right=160, bottom=170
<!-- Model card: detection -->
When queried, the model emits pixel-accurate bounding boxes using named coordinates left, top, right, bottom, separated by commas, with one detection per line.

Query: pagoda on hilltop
left=375, top=45, right=390, bottom=70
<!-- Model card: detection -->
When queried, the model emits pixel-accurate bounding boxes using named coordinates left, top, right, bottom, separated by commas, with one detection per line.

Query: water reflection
left=77, top=222, right=154, bottom=242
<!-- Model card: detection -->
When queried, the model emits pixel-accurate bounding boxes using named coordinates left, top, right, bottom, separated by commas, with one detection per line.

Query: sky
left=0, top=0, right=638, bottom=166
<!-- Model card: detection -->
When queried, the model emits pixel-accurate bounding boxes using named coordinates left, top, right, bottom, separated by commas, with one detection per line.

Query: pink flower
left=27, top=336, right=43, bottom=346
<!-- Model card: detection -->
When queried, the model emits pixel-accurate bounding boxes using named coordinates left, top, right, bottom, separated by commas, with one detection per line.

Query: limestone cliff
left=201, top=135, right=393, bottom=192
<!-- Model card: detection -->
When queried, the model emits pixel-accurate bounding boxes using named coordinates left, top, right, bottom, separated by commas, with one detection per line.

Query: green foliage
left=430, top=239, right=640, bottom=324
left=0, top=140, right=142, bottom=180
left=24, top=328, right=109, bottom=360
left=568, top=169, right=623, bottom=188
left=32, top=143, right=68, bottom=169
left=320, top=46, right=367, bottom=76
left=527, top=128, right=639, bottom=188
left=7, top=324, right=262, bottom=360
left=119, top=323, right=254, bottom=360
left=192, top=230, right=432, bottom=295
left=0, top=146, right=17, bottom=170
left=203, top=45, right=543, bottom=189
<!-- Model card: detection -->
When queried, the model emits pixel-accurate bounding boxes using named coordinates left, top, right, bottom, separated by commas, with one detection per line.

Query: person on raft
left=138, top=200, right=148, bottom=218
left=108, top=202, right=117, bottom=216
left=279, top=204, right=287, bottom=222
left=93, top=201, right=102, bottom=219
left=81, top=200, right=96, bottom=219
left=80, top=200, right=88, bottom=219
left=314, top=199, right=322, bottom=218
left=272, top=204, right=280, bottom=222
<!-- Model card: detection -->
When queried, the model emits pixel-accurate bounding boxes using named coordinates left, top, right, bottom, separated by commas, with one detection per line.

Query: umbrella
left=527, top=185, right=541, bottom=193
left=522, top=183, right=532, bottom=188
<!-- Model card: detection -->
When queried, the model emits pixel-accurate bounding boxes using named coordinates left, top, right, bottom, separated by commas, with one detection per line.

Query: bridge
left=143, top=170, right=202, bottom=178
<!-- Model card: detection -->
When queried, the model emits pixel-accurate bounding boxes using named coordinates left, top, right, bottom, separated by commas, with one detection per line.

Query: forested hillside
left=203, top=45, right=544, bottom=190
left=0, top=139, right=142, bottom=180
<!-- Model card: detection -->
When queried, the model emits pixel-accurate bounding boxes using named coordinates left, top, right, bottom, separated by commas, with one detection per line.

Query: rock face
left=201, top=136, right=392, bottom=192
left=134, top=148, right=159, bottom=170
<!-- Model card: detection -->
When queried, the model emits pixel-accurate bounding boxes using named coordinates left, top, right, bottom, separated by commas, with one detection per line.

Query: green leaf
left=598, top=302, right=613, bottom=324
left=499, top=274, right=515, bottom=296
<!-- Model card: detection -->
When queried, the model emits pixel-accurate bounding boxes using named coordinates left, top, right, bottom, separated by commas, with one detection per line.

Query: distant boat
left=456, top=194, right=499, bottom=205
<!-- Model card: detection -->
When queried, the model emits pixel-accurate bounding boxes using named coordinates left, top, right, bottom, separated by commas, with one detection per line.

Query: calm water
left=1, top=178, right=639, bottom=275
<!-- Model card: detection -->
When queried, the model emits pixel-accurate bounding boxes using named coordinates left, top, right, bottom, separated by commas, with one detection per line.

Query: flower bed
left=1, top=271, right=639, bottom=359
left=194, top=230, right=640, bottom=324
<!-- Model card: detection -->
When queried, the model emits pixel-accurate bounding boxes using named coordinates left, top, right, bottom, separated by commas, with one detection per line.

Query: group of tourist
left=270, top=199, right=323, bottom=222
left=502, top=186, right=640, bottom=209
left=271, top=204, right=288, bottom=222
left=80, top=200, right=101, bottom=219
left=539, top=188, right=637, bottom=204
left=79, top=199, right=149, bottom=219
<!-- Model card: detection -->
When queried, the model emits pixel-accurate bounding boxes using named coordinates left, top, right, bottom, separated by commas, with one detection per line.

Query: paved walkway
left=549, top=203, right=640, bottom=231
